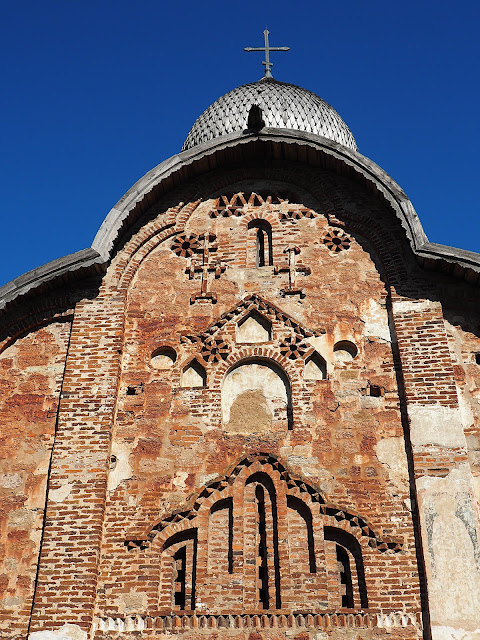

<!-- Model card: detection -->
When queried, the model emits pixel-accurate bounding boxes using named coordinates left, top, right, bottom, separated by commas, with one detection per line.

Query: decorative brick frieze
left=94, top=610, right=423, bottom=635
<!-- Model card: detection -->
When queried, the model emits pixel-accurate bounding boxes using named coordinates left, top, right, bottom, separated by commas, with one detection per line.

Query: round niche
left=333, top=340, right=358, bottom=363
left=151, top=346, right=177, bottom=370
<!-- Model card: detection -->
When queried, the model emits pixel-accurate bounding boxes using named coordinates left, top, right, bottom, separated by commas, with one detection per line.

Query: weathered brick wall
left=0, top=320, right=71, bottom=639
left=92, top=174, right=423, bottom=638
left=7, top=162, right=479, bottom=639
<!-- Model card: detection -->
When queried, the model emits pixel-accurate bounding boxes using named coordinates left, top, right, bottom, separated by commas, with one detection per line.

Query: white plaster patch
left=199, top=473, right=219, bottom=485
left=472, top=476, right=480, bottom=508
left=0, top=473, right=22, bottom=489
left=457, top=390, right=475, bottom=431
left=118, top=591, right=147, bottom=614
left=376, top=437, right=409, bottom=491
left=29, top=623, right=87, bottom=640
left=49, top=483, right=72, bottom=503
left=392, top=299, right=440, bottom=314
left=108, top=441, right=134, bottom=492
left=409, top=405, right=466, bottom=448
left=8, top=508, right=36, bottom=527
left=361, top=298, right=391, bottom=342
left=432, top=625, right=480, bottom=640
left=173, top=471, right=188, bottom=489
left=417, top=468, right=480, bottom=629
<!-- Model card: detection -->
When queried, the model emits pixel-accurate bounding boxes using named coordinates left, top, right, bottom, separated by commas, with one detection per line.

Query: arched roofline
left=1, top=128, right=480, bottom=312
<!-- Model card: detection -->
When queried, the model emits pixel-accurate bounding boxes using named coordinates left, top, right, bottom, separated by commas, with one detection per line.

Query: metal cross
left=244, top=29, right=290, bottom=79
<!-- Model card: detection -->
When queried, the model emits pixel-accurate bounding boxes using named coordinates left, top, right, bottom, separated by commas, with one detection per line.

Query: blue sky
left=1, top=0, right=479, bottom=287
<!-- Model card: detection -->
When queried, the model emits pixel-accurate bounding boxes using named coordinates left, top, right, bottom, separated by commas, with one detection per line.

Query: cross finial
left=244, top=29, right=290, bottom=79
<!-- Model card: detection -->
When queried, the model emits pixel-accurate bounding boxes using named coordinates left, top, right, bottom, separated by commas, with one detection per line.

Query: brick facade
left=1, top=142, right=480, bottom=640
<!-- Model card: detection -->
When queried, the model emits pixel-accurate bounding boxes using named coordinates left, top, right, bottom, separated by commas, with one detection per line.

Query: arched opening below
left=304, top=351, right=327, bottom=380
left=236, top=310, right=272, bottom=344
left=333, top=340, right=358, bottom=363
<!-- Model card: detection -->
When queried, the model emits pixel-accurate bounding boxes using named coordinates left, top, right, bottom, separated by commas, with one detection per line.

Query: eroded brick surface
left=0, top=321, right=71, bottom=638
left=5, top=167, right=480, bottom=640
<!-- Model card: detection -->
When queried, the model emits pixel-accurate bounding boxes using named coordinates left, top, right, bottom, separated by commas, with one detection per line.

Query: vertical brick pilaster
left=28, top=294, right=124, bottom=635
left=391, top=296, right=480, bottom=637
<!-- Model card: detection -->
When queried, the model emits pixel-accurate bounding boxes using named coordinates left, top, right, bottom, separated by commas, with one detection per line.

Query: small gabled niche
left=303, top=351, right=327, bottom=380
left=181, top=359, right=207, bottom=388
left=236, top=311, right=272, bottom=344
left=333, top=340, right=358, bottom=363
left=151, top=346, right=177, bottom=369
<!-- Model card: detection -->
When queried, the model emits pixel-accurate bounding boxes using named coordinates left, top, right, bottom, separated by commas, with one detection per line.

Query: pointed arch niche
left=236, top=310, right=272, bottom=344
left=221, top=359, right=292, bottom=432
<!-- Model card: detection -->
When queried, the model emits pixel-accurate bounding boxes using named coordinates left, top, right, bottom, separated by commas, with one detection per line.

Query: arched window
left=248, top=220, right=273, bottom=267
left=324, top=527, right=368, bottom=609
left=161, top=529, right=198, bottom=612
left=245, top=472, right=281, bottom=610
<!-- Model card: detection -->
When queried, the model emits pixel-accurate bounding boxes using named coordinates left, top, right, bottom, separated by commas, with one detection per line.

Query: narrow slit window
left=248, top=220, right=273, bottom=267
left=173, top=546, right=187, bottom=609
left=336, top=545, right=354, bottom=608
left=256, top=484, right=270, bottom=609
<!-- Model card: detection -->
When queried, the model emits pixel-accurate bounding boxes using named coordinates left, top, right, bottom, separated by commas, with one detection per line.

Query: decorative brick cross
left=274, top=246, right=311, bottom=298
left=187, top=233, right=225, bottom=304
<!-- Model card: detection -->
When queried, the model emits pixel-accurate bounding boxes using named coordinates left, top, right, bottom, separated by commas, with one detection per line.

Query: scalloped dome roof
left=182, top=78, right=357, bottom=152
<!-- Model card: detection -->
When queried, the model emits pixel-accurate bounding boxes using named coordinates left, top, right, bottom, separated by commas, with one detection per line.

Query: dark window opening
left=256, top=485, right=270, bottom=609
left=248, top=220, right=273, bottom=267
left=475, top=353, right=480, bottom=365
left=336, top=545, right=354, bottom=608
left=257, top=228, right=266, bottom=267
left=173, top=546, right=186, bottom=609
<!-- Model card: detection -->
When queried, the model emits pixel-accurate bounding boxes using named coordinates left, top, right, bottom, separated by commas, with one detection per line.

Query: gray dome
left=182, top=78, right=357, bottom=151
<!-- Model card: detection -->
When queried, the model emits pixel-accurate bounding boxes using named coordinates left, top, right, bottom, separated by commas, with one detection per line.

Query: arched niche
left=151, top=346, right=177, bottom=369
left=333, top=340, right=358, bottom=363
left=236, top=310, right=272, bottom=344
left=222, top=359, right=292, bottom=432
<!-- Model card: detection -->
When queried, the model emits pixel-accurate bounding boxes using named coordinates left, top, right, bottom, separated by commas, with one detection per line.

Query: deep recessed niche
left=333, top=340, right=358, bottom=363
left=475, top=353, right=480, bottom=365
left=151, top=346, right=177, bottom=369
left=369, top=384, right=383, bottom=397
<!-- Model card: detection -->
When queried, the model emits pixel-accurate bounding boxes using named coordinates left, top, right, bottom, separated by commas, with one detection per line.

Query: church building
left=2, top=32, right=480, bottom=640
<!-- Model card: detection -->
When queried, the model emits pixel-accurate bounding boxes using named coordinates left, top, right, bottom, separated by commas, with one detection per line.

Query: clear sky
left=1, top=0, right=479, bottom=287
